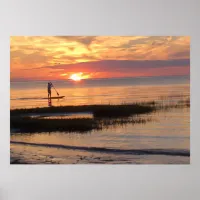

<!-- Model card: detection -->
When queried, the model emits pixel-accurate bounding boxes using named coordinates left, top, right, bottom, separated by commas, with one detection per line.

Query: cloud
left=170, top=50, right=190, bottom=59
left=10, top=36, right=190, bottom=80
left=56, top=36, right=97, bottom=48
left=25, top=59, right=189, bottom=76
left=68, top=47, right=75, bottom=51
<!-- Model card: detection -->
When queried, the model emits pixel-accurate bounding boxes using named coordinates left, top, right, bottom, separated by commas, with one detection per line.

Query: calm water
left=10, top=75, right=190, bottom=164
left=10, top=75, right=190, bottom=109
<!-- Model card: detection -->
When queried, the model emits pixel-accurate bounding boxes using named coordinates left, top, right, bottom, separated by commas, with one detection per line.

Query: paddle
left=51, top=82, right=59, bottom=96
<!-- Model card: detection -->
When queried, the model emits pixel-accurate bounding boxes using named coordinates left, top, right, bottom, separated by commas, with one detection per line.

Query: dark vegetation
left=10, top=103, right=155, bottom=117
left=10, top=116, right=151, bottom=133
left=11, top=117, right=99, bottom=133
left=10, top=100, right=189, bottom=133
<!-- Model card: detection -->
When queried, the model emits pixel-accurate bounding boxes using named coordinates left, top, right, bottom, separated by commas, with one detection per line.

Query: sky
left=10, top=36, right=190, bottom=81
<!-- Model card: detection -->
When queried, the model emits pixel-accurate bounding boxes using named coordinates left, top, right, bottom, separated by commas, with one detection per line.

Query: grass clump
left=11, top=116, right=99, bottom=133
left=155, top=98, right=190, bottom=110
left=10, top=115, right=152, bottom=133
left=97, top=117, right=151, bottom=130
left=93, top=104, right=154, bottom=118
left=10, top=103, right=155, bottom=118
left=11, top=100, right=190, bottom=133
left=10, top=103, right=156, bottom=133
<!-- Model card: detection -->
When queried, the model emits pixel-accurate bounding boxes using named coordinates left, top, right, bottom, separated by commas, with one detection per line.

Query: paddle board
left=43, top=96, right=65, bottom=99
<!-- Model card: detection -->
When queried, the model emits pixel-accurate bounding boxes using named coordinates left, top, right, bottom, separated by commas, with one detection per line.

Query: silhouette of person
left=47, top=82, right=53, bottom=99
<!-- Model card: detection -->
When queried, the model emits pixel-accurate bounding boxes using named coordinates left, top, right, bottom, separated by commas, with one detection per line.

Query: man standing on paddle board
left=47, top=82, right=53, bottom=99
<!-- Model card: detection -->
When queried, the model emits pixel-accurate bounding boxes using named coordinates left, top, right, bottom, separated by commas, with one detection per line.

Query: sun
left=69, top=73, right=82, bottom=81
left=69, top=72, right=91, bottom=81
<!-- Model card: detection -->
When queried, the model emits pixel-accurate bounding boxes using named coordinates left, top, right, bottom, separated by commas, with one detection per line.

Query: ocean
left=10, top=75, right=190, bottom=109
left=10, top=75, right=190, bottom=164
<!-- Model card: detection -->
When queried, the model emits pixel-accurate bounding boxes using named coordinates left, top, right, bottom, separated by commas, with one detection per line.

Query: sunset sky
left=10, top=36, right=190, bottom=81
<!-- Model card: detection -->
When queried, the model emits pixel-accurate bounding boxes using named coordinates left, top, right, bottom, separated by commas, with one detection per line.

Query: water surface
left=10, top=75, right=190, bottom=164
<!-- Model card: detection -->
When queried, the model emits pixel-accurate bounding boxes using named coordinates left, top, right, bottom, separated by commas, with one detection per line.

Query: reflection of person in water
left=47, top=82, right=53, bottom=99
left=48, top=98, right=52, bottom=107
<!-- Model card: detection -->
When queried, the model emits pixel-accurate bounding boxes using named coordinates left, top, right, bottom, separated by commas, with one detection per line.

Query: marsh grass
left=11, top=103, right=155, bottom=117
left=93, top=104, right=154, bottom=118
left=97, top=117, right=151, bottom=130
left=10, top=100, right=189, bottom=133
left=11, top=117, right=99, bottom=133
left=155, top=98, right=190, bottom=110
left=10, top=115, right=152, bottom=133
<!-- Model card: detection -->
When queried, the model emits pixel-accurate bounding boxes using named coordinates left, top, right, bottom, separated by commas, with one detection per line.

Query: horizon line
left=10, top=74, right=190, bottom=82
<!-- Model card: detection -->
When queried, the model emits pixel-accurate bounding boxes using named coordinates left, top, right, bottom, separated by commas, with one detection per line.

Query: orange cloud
left=60, top=73, right=68, bottom=77
left=10, top=36, right=190, bottom=81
